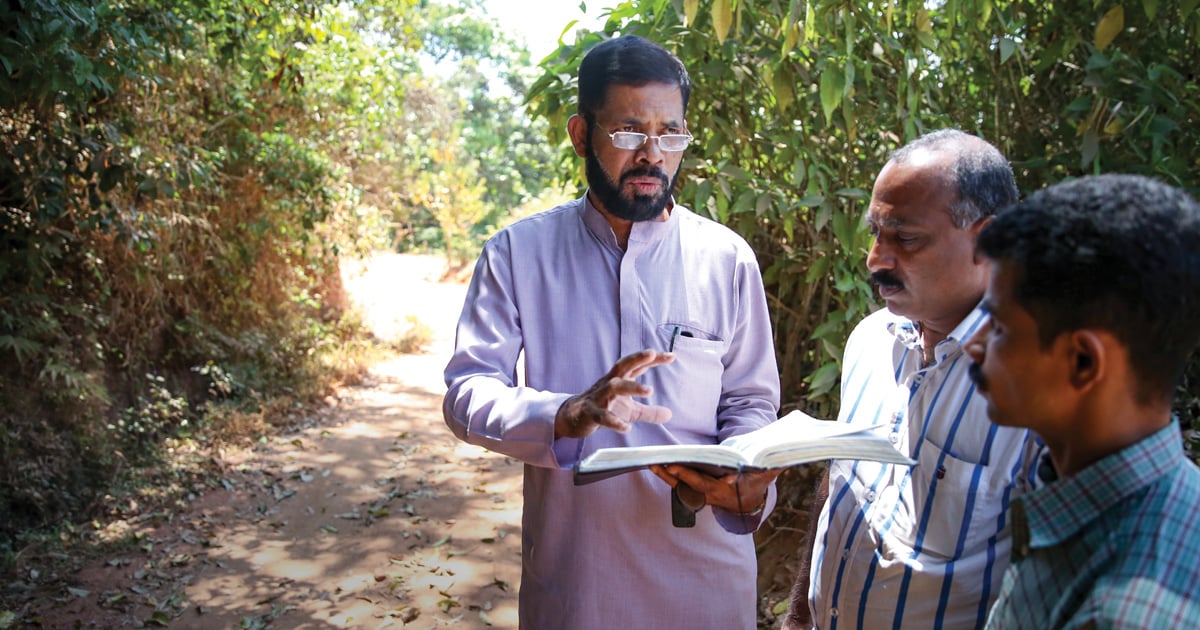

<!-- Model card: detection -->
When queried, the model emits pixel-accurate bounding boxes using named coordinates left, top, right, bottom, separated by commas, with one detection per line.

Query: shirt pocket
left=654, top=322, right=725, bottom=431
left=875, top=439, right=1010, bottom=561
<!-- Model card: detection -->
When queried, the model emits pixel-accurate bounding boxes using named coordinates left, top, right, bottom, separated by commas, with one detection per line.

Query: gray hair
left=889, top=129, right=1018, bottom=228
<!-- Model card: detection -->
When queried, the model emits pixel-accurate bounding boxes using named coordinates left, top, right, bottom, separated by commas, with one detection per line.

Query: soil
left=4, top=254, right=521, bottom=629
left=3, top=253, right=806, bottom=629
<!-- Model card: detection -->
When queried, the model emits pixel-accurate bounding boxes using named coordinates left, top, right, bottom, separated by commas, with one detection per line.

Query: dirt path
left=19, top=254, right=524, bottom=629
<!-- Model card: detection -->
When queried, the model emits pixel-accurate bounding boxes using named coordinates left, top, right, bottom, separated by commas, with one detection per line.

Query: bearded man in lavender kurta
left=443, top=36, right=782, bottom=629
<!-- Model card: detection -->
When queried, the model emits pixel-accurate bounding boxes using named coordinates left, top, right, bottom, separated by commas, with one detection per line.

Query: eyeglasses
left=606, top=131, right=694, bottom=152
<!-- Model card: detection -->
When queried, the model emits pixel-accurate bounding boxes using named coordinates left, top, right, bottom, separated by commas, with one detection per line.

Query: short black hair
left=577, top=35, right=691, bottom=122
left=977, top=174, right=1200, bottom=404
left=890, top=129, right=1018, bottom=228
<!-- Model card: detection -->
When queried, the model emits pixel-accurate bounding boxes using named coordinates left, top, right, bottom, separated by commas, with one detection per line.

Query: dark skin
left=553, top=350, right=675, bottom=439
left=781, top=469, right=828, bottom=630
left=963, top=261, right=1173, bottom=477
left=783, top=143, right=994, bottom=627
left=557, top=80, right=777, bottom=517
left=555, top=349, right=777, bottom=515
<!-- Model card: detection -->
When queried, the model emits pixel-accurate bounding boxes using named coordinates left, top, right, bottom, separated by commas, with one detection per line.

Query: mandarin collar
left=581, top=193, right=677, bottom=250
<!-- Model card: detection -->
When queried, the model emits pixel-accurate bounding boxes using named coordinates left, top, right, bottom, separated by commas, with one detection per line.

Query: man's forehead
left=596, top=83, right=683, bottom=110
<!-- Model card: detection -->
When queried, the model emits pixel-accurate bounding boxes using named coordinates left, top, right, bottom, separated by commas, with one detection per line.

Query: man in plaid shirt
left=965, top=173, right=1200, bottom=628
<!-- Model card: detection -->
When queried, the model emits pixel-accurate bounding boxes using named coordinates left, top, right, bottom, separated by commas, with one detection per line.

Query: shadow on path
left=18, top=254, right=524, bottom=629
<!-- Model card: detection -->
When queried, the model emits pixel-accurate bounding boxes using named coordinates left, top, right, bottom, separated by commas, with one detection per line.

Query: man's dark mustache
left=620, top=167, right=669, bottom=192
left=967, top=362, right=988, bottom=391
left=870, top=271, right=904, bottom=290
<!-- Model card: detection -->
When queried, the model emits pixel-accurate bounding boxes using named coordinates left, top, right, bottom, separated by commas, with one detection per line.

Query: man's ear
left=969, top=215, right=993, bottom=237
left=1067, top=330, right=1106, bottom=391
left=969, top=217, right=993, bottom=265
left=567, top=114, right=588, bottom=157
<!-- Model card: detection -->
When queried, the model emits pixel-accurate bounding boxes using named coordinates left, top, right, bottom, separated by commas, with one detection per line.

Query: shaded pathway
left=22, top=254, right=523, bottom=629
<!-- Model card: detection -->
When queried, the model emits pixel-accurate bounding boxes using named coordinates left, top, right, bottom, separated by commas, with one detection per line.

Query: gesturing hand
left=554, top=350, right=675, bottom=439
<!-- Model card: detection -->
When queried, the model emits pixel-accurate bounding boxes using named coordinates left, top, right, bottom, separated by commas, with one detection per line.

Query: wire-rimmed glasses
left=606, top=131, right=694, bottom=152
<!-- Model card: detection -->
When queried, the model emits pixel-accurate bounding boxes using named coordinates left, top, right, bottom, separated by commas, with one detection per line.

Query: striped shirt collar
left=885, top=302, right=989, bottom=366
left=1022, top=420, right=1184, bottom=548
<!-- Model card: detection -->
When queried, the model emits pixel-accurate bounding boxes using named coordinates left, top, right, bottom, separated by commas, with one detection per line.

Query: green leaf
left=1066, top=96, right=1093, bottom=112
left=805, top=362, right=839, bottom=396
left=772, top=65, right=795, bottom=113
left=833, top=188, right=868, bottom=200
left=1143, top=0, right=1159, bottom=20
left=1094, top=6, right=1124, bottom=51
left=684, top=0, right=700, bottom=26
left=712, top=0, right=734, bottom=44
left=732, top=190, right=756, bottom=215
left=755, top=192, right=773, bottom=216
left=1080, top=128, right=1100, bottom=170
left=819, top=67, right=845, bottom=123
left=695, top=179, right=714, bottom=212
left=781, top=1, right=801, bottom=56
left=831, top=208, right=856, bottom=252
left=998, top=38, right=1016, bottom=63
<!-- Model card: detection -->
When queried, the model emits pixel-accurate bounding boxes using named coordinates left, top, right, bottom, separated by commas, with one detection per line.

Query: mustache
left=620, top=166, right=669, bottom=189
left=967, top=362, right=988, bottom=391
left=870, top=270, right=904, bottom=290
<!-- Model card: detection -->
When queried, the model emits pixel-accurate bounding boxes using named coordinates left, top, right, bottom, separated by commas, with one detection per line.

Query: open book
left=574, top=409, right=915, bottom=485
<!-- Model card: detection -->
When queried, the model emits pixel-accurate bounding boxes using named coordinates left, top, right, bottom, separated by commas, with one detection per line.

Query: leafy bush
left=527, top=1, right=1199, bottom=619
left=0, top=0, right=376, bottom=546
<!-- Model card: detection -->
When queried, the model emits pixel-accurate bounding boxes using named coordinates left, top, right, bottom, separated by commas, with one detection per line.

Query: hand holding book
left=574, top=409, right=915, bottom=485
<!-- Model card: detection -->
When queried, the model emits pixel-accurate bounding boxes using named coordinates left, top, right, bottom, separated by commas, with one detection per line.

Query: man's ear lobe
left=1068, top=330, right=1105, bottom=389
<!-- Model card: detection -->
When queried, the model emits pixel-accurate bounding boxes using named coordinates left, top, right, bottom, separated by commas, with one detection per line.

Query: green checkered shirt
left=985, top=421, right=1200, bottom=629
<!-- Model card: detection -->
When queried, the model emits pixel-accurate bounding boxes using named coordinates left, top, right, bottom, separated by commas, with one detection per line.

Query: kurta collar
left=580, top=193, right=678, bottom=250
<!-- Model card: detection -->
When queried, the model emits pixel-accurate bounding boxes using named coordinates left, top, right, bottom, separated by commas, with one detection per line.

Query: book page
left=720, top=409, right=886, bottom=464
left=577, top=442, right=747, bottom=470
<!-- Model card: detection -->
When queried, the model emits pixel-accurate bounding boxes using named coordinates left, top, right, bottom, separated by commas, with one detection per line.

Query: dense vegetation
left=525, top=0, right=1199, bottom=611
left=0, top=0, right=558, bottom=557
left=2, top=0, right=1197, bottom=620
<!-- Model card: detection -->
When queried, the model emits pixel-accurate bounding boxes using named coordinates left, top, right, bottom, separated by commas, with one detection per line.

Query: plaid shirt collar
left=1018, top=420, right=1184, bottom=550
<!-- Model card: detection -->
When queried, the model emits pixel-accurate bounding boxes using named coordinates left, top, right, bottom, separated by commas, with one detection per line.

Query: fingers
left=602, top=376, right=654, bottom=400
left=737, top=469, right=783, bottom=485
left=557, top=350, right=675, bottom=439
left=664, top=465, right=720, bottom=493
left=611, top=350, right=675, bottom=380
left=595, top=402, right=672, bottom=433
left=630, top=403, right=672, bottom=424
left=649, top=464, right=677, bottom=487
left=666, top=466, right=774, bottom=513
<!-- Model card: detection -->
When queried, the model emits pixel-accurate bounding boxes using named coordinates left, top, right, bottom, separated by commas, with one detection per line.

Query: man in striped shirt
left=966, top=174, right=1200, bottom=628
left=784, top=130, right=1044, bottom=629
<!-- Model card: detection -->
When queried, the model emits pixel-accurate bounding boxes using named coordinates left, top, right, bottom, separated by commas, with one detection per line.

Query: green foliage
left=528, top=0, right=1200, bottom=424
left=0, top=0, right=407, bottom=542
left=529, top=5, right=1199, bottom=614
left=0, top=0, right=560, bottom=544
left=115, top=373, right=190, bottom=454
left=387, top=10, right=561, bottom=259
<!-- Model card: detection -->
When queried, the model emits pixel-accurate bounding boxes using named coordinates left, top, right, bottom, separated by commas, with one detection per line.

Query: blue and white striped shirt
left=985, top=421, right=1200, bottom=629
left=809, top=306, right=1044, bottom=629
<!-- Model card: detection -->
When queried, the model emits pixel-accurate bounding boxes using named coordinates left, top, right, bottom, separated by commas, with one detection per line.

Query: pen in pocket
left=669, top=325, right=680, bottom=352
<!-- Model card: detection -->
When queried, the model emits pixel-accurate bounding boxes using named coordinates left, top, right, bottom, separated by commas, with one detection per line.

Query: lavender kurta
left=443, top=196, right=781, bottom=629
